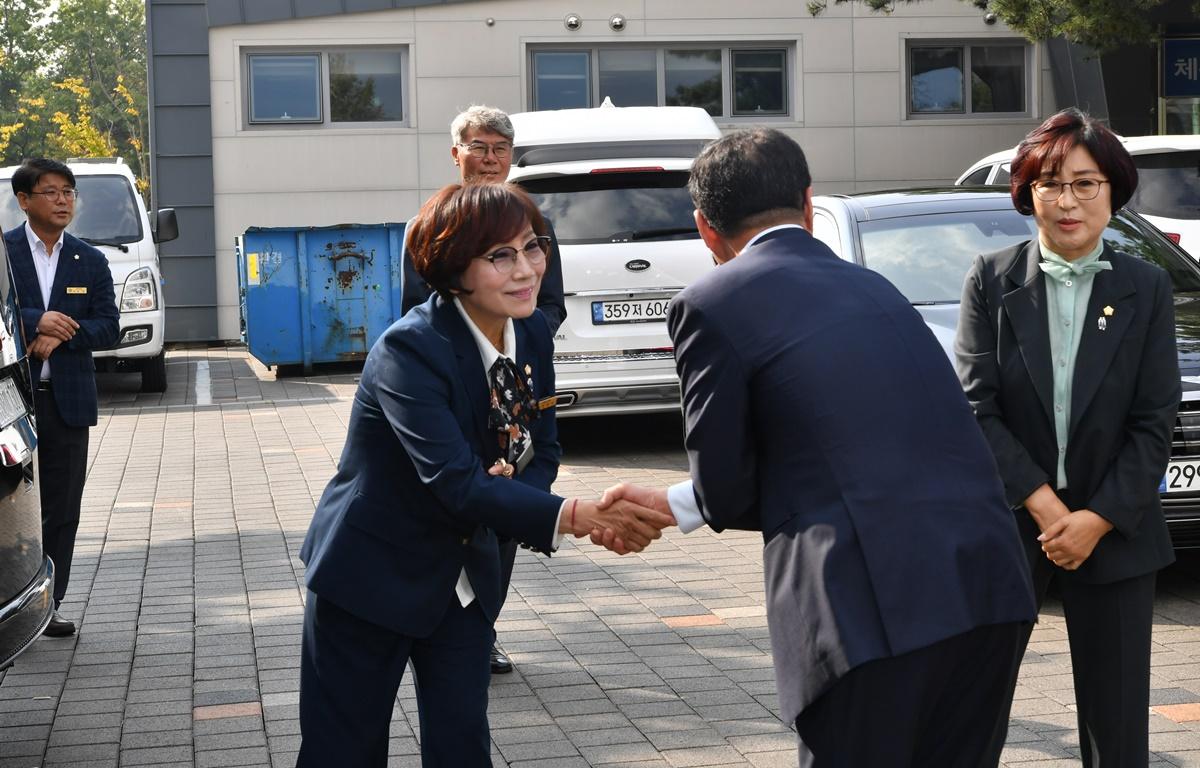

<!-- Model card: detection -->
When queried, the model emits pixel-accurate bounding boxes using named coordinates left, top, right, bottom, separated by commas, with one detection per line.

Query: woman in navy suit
left=296, top=183, right=671, bottom=767
left=956, top=109, right=1180, bottom=766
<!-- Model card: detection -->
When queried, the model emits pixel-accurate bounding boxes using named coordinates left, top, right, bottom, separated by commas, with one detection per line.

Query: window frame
left=247, top=52, right=324, bottom=125
left=242, top=46, right=410, bottom=130
left=903, top=38, right=1033, bottom=121
left=527, top=43, right=793, bottom=121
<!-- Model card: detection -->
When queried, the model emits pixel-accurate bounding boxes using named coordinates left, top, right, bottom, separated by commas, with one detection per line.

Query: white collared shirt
left=25, top=221, right=64, bottom=380
left=667, top=223, right=808, bottom=533
left=450, top=299, right=564, bottom=608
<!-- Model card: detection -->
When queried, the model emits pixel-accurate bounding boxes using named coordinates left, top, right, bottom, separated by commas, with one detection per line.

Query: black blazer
left=5, top=227, right=119, bottom=427
left=669, top=227, right=1035, bottom=722
left=956, top=240, right=1179, bottom=584
left=400, top=217, right=567, bottom=333
left=299, top=295, right=563, bottom=636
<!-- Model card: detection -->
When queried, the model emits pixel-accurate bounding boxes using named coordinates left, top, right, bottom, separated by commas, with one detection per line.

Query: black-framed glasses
left=27, top=188, right=78, bottom=201
left=1031, top=178, right=1108, bottom=202
left=458, top=141, right=512, bottom=159
left=477, top=236, right=551, bottom=274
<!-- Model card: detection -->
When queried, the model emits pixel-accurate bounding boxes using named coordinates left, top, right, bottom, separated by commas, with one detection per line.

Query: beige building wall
left=208, top=0, right=1053, bottom=339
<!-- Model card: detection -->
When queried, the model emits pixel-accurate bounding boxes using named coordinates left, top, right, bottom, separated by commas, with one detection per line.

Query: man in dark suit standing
left=6, top=158, right=119, bottom=638
left=600, top=128, right=1036, bottom=766
left=400, top=105, right=566, bottom=674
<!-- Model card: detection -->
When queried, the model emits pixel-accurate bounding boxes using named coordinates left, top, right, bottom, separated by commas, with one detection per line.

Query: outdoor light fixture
left=610, top=14, right=626, bottom=31
left=564, top=13, right=582, bottom=31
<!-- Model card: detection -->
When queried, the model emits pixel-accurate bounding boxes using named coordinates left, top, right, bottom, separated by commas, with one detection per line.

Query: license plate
left=591, top=297, right=672, bottom=325
left=1162, top=458, right=1200, bottom=493
left=0, top=375, right=26, bottom=430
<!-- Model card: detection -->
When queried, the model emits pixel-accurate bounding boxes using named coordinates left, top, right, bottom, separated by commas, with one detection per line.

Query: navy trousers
left=296, top=590, right=494, bottom=767
left=35, top=387, right=89, bottom=607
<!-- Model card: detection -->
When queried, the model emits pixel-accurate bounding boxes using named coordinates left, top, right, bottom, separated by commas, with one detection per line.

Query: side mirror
left=152, top=208, right=179, bottom=244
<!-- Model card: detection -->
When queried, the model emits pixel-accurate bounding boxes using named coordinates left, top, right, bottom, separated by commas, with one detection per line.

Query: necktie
left=487, top=357, right=539, bottom=463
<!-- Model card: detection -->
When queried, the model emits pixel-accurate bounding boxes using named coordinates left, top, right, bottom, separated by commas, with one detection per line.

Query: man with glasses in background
left=5, top=158, right=119, bottom=638
left=399, top=106, right=566, bottom=675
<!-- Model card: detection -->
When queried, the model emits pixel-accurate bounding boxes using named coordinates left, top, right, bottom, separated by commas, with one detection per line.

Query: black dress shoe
left=42, top=611, right=76, bottom=638
left=489, top=644, right=513, bottom=674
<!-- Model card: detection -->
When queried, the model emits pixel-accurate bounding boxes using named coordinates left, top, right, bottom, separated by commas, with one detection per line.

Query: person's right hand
left=559, top=497, right=674, bottom=554
left=36, top=311, right=79, bottom=342
left=28, top=334, right=63, bottom=360
left=591, top=483, right=674, bottom=550
left=1023, top=483, right=1071, bottom=533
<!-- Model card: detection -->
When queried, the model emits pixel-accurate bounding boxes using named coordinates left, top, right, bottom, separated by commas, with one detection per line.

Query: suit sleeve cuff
left=668, top=480, right=706, bottom=534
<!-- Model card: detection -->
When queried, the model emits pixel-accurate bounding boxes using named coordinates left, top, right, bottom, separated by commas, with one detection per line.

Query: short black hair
left=11, top=158, right=75, bottom=196
left=687, top=128, right=811, bottom=235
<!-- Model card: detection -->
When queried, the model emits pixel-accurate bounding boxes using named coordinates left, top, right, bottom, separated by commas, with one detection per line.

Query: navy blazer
left=400, top=217, right=567, bottom=334
left=668, top=227, right=1035, bottom=722
left=5, top=226, right=119, bottom=427
left=300, top=294, right=564, bottom=637
left=956, top=240, right=1179, bottom=584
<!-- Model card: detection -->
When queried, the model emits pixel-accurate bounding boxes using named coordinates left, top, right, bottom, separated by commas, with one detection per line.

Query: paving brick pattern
left=1, top=346, right=1199, bottom=767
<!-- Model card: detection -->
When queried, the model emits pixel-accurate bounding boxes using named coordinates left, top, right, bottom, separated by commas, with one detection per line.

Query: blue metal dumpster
left=237, top=223, right=406, bottom=371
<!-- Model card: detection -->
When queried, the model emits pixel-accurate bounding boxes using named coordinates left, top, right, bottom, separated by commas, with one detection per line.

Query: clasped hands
left=487, top=462, right=674, bottom=555
left=29, top=310, right=79, bottom=360
left=1024, top=484, right=1114, bottom=571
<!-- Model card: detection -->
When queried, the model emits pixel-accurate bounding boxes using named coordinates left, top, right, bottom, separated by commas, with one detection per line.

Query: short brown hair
left=1009, top=108, right=1137, bottom=216
left=407, top=183, right=547, bottom=299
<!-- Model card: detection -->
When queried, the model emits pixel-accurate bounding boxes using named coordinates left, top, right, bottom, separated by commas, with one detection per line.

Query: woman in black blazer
left=956, top=108, right=1180, bottom=766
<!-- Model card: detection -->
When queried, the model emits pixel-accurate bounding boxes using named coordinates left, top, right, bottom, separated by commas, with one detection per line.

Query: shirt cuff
left=668, top=480, right=706, bottom=534
left=551, top=499, right=566, bottom=551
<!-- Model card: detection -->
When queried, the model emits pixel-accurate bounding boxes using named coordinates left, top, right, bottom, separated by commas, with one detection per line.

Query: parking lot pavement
left=1, top=346, right=1199, bottom=767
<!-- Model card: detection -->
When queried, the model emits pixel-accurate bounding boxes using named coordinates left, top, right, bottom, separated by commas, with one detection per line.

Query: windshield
left=1127, top=150, right=1200, bottom=220
left=857, top=206, right=1200, bottom=304
left=0, top=174, right=143, bottom=244
left=518, top=171, right=699, bottom=245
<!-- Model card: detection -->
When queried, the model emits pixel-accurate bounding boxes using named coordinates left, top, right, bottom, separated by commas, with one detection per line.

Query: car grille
left=1172, top=398, right=1200, bottom=458
left=553, top=350, right=675, bottom=363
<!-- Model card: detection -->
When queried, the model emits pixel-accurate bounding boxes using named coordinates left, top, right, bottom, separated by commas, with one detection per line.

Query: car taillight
left=1165, top=232, right=1182, bottom=245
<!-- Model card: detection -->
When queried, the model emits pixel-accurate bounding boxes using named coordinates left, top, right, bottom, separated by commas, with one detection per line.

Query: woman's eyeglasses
left=477, top=236, right=551, bottom=274
left=1031, top=178, right=1108, bottom=202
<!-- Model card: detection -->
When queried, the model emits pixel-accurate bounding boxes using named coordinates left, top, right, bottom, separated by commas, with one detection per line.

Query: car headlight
left=120, top=267, right=158, bottom=312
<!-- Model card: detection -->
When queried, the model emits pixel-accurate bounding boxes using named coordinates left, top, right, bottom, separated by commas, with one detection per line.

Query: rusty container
left=237, top=223, right=406, bottom=371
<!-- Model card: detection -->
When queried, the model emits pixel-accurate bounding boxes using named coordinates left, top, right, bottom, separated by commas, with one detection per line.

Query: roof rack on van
left=66, top=157, right=124, bottom=165
left=514, top=139, right=712, bottom=168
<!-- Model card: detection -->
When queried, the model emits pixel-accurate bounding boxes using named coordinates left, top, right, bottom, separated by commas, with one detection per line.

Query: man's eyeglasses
left=476, top=236, right=551, bottom=274
left=458, top=141, right=512, bottom=159
left=26, top=188, right=78, bottom=201
left=1031, top=178, right=1108, bottom=202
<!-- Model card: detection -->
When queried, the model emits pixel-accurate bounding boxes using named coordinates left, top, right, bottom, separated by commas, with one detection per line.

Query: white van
left=507, top=104, right=720, bottom=417
left=0, top=158, right=177, bottom=391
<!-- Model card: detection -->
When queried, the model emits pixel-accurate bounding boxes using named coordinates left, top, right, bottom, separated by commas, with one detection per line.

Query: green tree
left=806, top=0, right=1193, bottom=53
left=0, top=0, right=52, bottom=160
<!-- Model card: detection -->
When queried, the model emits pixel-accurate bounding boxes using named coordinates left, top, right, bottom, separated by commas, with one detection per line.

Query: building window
left=249, top=54, right=322, bottom=123
left=530, top=44, right=791, bottom=119
left=246, top=48, right=407, bottom=127
left=908, top=41, right=1028, bottom=117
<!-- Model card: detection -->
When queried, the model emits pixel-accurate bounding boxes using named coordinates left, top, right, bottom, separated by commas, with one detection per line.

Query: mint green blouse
left=1040, top=239, right=1110, bottom=489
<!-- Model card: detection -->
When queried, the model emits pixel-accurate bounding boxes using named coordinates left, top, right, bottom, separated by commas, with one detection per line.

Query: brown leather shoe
left=42, top=611, right=76, bottom=638
left=489, top=644, right=513, bottom=674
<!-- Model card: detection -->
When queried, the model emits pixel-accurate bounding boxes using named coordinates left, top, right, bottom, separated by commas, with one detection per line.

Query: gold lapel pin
left=524, top=364, right=531, bottom=375
left=73, top=254, right=79, bottom=260
left=1103, top=305, right=1114, bottom=317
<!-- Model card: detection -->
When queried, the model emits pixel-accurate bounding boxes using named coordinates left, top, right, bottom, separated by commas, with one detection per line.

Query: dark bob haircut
left=11, top=158, right=75, bottom=196
left=688, top=127, right=811, bottom=235
left=1009, top=108, right=1136, bottom=216
left=407, top=183, right=547, bottom=300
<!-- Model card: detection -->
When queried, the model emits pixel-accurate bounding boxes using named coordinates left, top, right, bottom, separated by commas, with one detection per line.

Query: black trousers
left=35, top=386, right=89, bottom=607
left=296, top=591, right=493, bottom=768
left=1005, top=551, right=1157, bottom=767
left=795, top=622, right=1025, bottom=768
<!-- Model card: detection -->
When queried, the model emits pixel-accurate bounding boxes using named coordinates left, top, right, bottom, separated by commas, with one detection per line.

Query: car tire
left=141, top=351, right=167, bottom=393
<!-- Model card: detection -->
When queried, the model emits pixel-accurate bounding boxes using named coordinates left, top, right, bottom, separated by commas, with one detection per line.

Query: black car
left=0, top=229, right=51, bottom=669
left=811, top=188, right=1200, bottom=549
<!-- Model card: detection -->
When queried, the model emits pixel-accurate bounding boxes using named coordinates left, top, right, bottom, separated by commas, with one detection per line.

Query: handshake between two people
left=562, top=483, right=675, bottom=555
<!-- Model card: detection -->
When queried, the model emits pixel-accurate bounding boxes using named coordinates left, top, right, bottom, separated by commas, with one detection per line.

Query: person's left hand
left=1037, top=509, right=1114, bottom=570
left=28, top=334, right=63, bottom=360
left=488, top=458, right=514, bottom=479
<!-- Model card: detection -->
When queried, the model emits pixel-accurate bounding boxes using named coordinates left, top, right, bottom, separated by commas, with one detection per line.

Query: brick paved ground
left=1, top=346, right=1199, bottom=767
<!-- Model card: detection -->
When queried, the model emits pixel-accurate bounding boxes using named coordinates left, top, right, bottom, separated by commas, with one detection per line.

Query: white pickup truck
left=0, top=158, right=177, bottom=392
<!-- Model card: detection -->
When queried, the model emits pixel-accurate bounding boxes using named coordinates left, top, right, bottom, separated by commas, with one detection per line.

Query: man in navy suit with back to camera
left=6, top=158, right=119, bottom=638
left=600, top=129, right=1037, bottom=766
